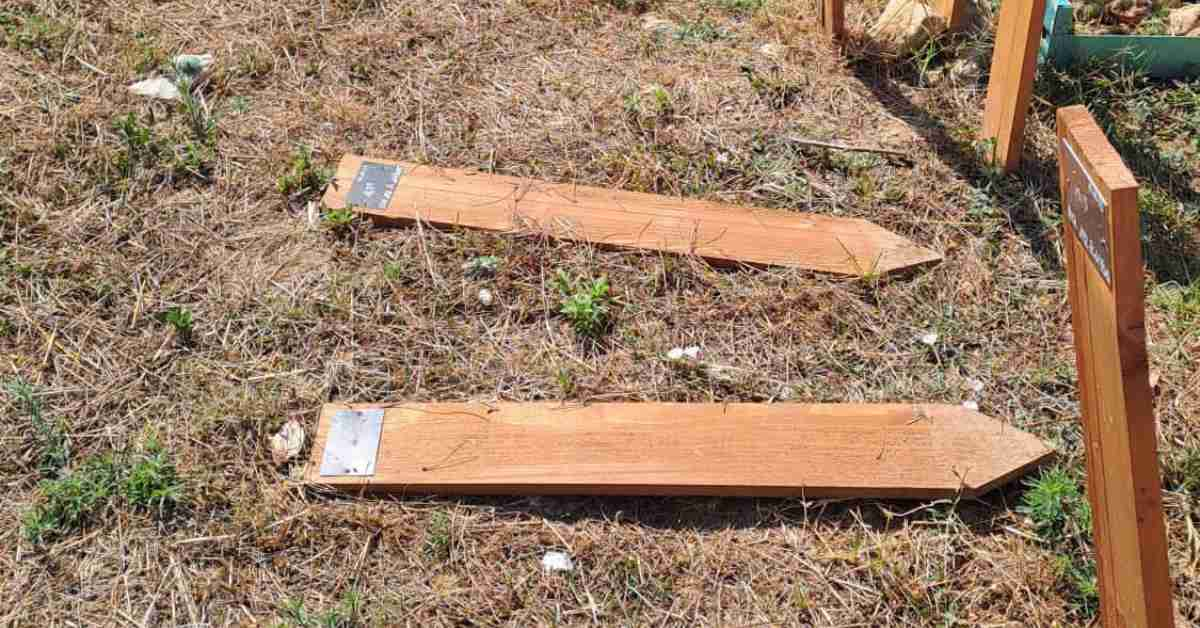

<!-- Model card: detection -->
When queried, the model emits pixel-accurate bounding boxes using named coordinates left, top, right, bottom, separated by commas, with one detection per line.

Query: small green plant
left=1019, top=466, right=1098, bottom=618
left=22, top=455, right=120, bottom=544
left=555, top=271, right=615, bottom=338
left=279, top=146, right=334, bottom=201
left=162, top=306, right=194, bottom=344
left=675, top=18, right=725, bottom=42
left=280, top=591, right=363, bottom=628
left=122, top=440, right=183, bottom=515
left=708, top=0, right=766, bottom=14
left=1020, top=466, right=1092, bottom=542
left=322, top=208, right=357, bottom=232
left=176, top=77, right=218, bottom=146
left=740, top=65, right=802, bottom=109
left=462, top=255, right=501, bottom=278
left=382, top=261, right=405, bottom=281
left=22, top=441, right=185, bottom=545
left=6, top=378, right=68, bottom=477
left=113, top=113, right=160, bottom=179
left=173, top=140, right=213, bottom=180
left=2, top=10, right=68, bottom=58
left=425, top=510, right=452, bottom=560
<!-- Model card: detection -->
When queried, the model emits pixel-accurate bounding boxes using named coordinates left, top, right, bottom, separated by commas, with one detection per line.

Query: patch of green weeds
left=130, top=31, right=164, bottom=73
left=1, top=9, right=70, bottom=59
left=5, top=378, right=69, bottom=477
left=113, top=113, right=161, bottom=180
left=1164, top=445, right=1200, bottom=494
left=1150, top=280, right=1200, bottom=337
left=382, top=261, right=406, bottom=281
left=161, top=306, right=195, bottom=345
left=554, top=270, right=614, bottom=339
left=707, top=0, right=766, bottom=15
left=740, top=64, right=802, bottom=109
left=1019, top=466, right=1099, bottom=618
left=123, top=440, right=184, bottom=515
left=22, top=455, right=120, bottom=544
left=425, top=511, right=452, bottom=560
left=322, top=208, right=358, bottom=235
left=675, top=18, right=726, bottom=42
left=279, top=145, right=334, bottom=202
left=462, top=255, right=500, bottom=278
left=22, top=441, right=185, bottom=545
left=279, top=591, right=363, bottom=628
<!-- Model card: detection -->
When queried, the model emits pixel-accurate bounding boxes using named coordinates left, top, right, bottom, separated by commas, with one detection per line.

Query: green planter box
left=1040, top=0, right=1200, bottom=78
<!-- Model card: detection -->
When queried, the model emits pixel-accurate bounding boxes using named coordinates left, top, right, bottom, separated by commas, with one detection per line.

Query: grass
left=554, top=270, right=615, bottom=339
left=6, top=378, right=69, bottom=477
left=22, top=440, right=184, bottom=545
left=0, top=0, right=1198, bottom=623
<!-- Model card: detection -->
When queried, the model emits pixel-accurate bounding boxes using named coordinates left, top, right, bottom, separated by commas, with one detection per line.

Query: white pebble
left=542, top=551, right=574, bottom=573
left=962, top=400, right=980, bottom=411
left=919, top=332, right=939, bottom=346
left=478, top=288, right=494, bottom=306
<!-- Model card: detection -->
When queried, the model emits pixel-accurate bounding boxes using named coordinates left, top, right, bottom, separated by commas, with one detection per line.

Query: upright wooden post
left=1057, top=105, right=1174, bottom=628
left=982, top=0, right=1046, bottom=173
left=937, top=0, right=968, bottom=30
left=821, top=0, right=845, bottom=39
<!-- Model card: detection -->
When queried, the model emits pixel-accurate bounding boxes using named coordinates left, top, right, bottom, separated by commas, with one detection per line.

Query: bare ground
left=1, top=0, right=1199, bottom=625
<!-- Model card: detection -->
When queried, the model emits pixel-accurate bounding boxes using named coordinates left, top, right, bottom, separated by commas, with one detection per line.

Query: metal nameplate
left=319, top=409, right=384, bottom=477
left=1060, top=138, right=1112, bottom=285
left=346, top=161, right=404, bottom=210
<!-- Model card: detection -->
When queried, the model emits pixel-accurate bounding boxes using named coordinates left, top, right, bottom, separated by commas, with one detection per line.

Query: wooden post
left=937, top=0, right=968, bottom=31
left=982, top=0, right=1046, bottom=173
left=1057, top=105, right=1175, bottom=628
left=821, top=0, right=845, bottom=39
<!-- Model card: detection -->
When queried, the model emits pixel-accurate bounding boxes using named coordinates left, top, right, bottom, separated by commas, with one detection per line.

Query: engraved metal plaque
left=319, top=409, right=384, bottom=477
left=1061, top=138, right=1112, bottom=285
left=346, top=162, right=404, bottom=210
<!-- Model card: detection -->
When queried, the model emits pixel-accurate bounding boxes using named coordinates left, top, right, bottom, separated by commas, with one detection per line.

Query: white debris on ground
left=269, top=419, right=305, bottom=466
left=128, top=53, right=215, bottom=101
left=666, top=346, right=702, bottom=361
left=541, top=551, right=574, bottom=573
left=919, top=332, right=939, bottom=346
left=478, top=288, right=494, bottom=307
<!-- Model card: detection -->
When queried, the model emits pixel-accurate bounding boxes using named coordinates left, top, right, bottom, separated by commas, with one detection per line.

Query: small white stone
left=667, top=347, right=685, bottom=360
left=478, top=288, right=494, bottom=306
left=919, top=332, right=939, bottom=346
left=542, top=551, right=574, bottom=573
left=962, top=400, right=980, bottom=411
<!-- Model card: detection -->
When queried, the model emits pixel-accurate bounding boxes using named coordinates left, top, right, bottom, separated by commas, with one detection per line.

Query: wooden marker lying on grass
left=321, top=156, right=941, bottom=278
left=304, top=403, right=1051, bottom=499
left=1057, top=105, right=1175, bottom=627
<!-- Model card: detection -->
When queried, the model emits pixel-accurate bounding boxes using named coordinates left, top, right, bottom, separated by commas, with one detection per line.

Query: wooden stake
left=1057, top=105, right=1174, bottom=627
left=937, top=0, right=969, bottom=31
left=822, top=0, right=845, bottom=39
left=981, top=0, right=1046, bottom=173
left=306, top=403, right=1052, bottom=499
left=322, top=156, right=942, bottom=277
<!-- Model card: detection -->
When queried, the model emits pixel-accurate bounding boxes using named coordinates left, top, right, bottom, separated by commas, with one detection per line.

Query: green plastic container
left=1040, top=0, right=1200, bottom=78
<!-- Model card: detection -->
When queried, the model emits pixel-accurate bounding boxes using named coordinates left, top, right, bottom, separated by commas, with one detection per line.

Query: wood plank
left=305, top=403, right=1052, bottom=499
left=936, top=0, right=968, bottom=31
left=1057, top=105, right=1174, bottom=628
left=322, top=156, right=941, bottom=277
left=981, top=0, right=1046, bottom=173
left=822, top=0, right=845, bottom=38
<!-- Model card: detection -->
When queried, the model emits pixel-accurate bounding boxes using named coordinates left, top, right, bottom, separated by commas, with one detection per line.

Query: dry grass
left=1, top=0, right=1198, bottom=625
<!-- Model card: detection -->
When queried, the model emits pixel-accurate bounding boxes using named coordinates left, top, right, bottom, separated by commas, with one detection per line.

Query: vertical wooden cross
left=982, top=0, right=1046, bottom=173
left=1057, top=105, right=1175, bottom=627
left=821, top=0, right=845, bottom=39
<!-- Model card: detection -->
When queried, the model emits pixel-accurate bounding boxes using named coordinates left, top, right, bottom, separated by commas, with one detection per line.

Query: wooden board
left=305, top=403, right=1052, bottom=499
left=982, top=0, right=1046, bottom=173
left=1057, top=106, right=1174, bottom=627
left=822, top=0, right=845, bottom=39
left=936, top=0, right=968, bottom=31
left=322, top=156, right=940, bottom=277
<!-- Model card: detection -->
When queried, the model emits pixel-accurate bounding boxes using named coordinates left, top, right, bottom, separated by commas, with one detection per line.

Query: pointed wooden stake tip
left=305, top=403, right=1052, bottom=499
left=322, top=156, right=941, bottom=277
